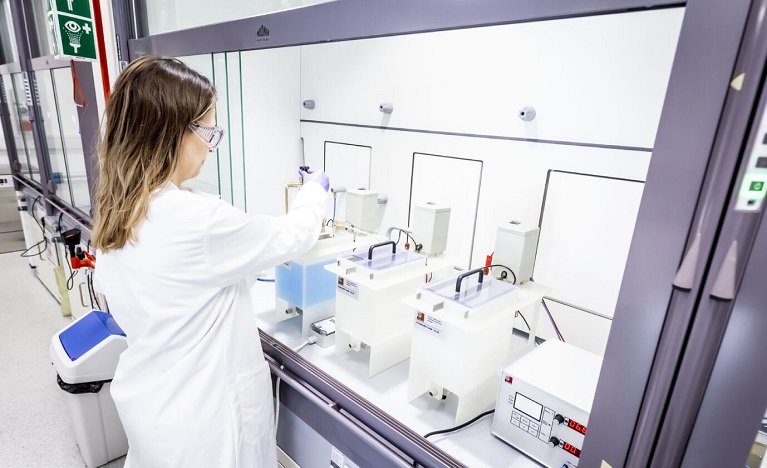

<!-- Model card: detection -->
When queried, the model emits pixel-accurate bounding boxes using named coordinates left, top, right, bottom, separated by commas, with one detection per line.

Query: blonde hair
left=92, top=56, right=216, bottom=252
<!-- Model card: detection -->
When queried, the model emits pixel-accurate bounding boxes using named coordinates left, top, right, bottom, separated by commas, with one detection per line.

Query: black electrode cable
left=485, top=264, right=517, bottom=285
left=85, top=239, right=101, bottom=310
left=423, top=410, right=496, bottom=439
left=515, top=310, right=531, bottom=331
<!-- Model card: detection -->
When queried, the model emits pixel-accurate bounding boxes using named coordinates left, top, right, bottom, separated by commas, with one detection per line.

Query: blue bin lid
left=59, top=311, right=126, bottom=361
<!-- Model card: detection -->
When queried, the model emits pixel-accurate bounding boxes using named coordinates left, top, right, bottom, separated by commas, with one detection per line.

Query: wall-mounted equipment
left=519, top=107, right=536, bottom=122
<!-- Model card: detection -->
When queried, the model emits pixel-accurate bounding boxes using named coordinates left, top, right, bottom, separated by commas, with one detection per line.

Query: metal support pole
left=0, top=75, right=22, bottom=189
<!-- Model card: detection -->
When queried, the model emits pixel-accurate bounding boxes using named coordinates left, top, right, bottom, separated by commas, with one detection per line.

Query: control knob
left=553, top=414, right=565, bottom=425
left=549, top=436, right=560, bottom=448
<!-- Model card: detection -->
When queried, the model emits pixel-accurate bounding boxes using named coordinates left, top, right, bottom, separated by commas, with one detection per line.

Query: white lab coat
left=94, top=181, right=326, bottom=467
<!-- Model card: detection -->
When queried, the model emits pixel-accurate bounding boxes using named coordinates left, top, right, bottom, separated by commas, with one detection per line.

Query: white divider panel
left=240, top=47, right=302, bottom=216
left=300, top=8, right=683, bottom=149
left=178, top=54, right=221, bottom=197
left=227, top=51, right=247, bottom=210
left=323, top=142, right=371, bottom=222
left=409, top=153, right=482, bottom=269
left=533, top=171, right=644, bottom=318
left=213, top=53, right=234, bottom=205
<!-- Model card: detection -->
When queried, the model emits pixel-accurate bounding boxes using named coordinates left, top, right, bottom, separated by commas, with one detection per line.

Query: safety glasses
left=188, top=122, right=226, bottom=150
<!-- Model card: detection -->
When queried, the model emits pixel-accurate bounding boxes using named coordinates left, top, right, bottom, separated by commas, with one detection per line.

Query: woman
left=92, top=56, right=328, bottom=467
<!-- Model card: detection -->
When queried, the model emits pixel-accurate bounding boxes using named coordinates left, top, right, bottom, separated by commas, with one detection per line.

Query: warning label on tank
left=336, top=277, right=359, bottom=300
left=414, top=312, right=446, bottom=339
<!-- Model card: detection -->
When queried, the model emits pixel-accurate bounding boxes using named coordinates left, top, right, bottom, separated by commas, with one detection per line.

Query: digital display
left=513, top=393, right=543, bottom=421
left=567, top=418, right=587, bottom=435
left=562, top=442, right=582, bottom=458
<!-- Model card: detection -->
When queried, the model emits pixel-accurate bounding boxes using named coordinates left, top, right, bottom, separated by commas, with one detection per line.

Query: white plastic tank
left=404, top=269, right=551, bottom=424
left=326, top=241, right=453, bottom=377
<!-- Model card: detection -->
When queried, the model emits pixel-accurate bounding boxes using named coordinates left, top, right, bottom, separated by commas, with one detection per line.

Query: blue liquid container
left=275, top=232, right=375, bottom=309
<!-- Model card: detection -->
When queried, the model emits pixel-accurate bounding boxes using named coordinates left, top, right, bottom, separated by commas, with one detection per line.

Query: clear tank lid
left=347, top=248, right=424, bottom=271
left=422, top=273, right=517, bottom=308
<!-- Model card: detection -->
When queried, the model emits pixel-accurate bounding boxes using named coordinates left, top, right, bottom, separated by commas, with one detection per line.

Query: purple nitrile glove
left=299, top=168, right=330, bottom=192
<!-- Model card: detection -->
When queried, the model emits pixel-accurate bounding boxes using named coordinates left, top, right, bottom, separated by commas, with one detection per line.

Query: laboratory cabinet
left=4, top=0, right=767, bottom=467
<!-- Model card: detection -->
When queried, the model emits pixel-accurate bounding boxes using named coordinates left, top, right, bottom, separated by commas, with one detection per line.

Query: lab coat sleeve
left=204, top=181, right=326, bottom=287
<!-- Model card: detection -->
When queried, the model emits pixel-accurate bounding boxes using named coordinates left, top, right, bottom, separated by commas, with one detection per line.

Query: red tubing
left=91, top=0, right=111, bottom=100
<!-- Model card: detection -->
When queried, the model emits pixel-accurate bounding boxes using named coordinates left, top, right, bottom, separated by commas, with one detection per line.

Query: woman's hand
left=299, top=168, right=330, bottom=192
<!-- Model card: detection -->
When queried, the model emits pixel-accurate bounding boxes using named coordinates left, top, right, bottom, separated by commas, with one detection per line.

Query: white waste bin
left=50, top=310, right=128, bottom=468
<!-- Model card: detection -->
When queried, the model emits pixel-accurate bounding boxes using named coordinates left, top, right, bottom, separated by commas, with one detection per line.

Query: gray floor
left=0, top=228, right=26, bottom=254
left=0, top=252, right=125, bottom=468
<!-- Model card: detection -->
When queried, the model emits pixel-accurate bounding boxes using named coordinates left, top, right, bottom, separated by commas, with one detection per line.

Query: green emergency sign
left=46, top=0, right=97, bottom=61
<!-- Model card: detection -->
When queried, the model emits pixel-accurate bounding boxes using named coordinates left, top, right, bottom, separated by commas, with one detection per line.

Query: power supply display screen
left=567, top=418, right=587, bottom=435
left=513, top=393, right=542, bottom=421
left=562, top=442, right=582, bottom=458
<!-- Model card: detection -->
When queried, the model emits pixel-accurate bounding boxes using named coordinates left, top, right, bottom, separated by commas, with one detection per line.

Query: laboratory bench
left=250, top=277, right=540, bottom=468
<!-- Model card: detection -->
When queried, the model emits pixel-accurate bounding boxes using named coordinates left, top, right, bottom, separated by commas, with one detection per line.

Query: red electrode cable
left=484, top=252, right=494, bottom=275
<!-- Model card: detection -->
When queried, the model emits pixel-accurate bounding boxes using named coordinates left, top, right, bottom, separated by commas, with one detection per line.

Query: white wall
left=185, top=8, right=684, bottom=355
left=300, top=10, right=682, bottom=149
left=294, top=9, right=684, bottom=355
